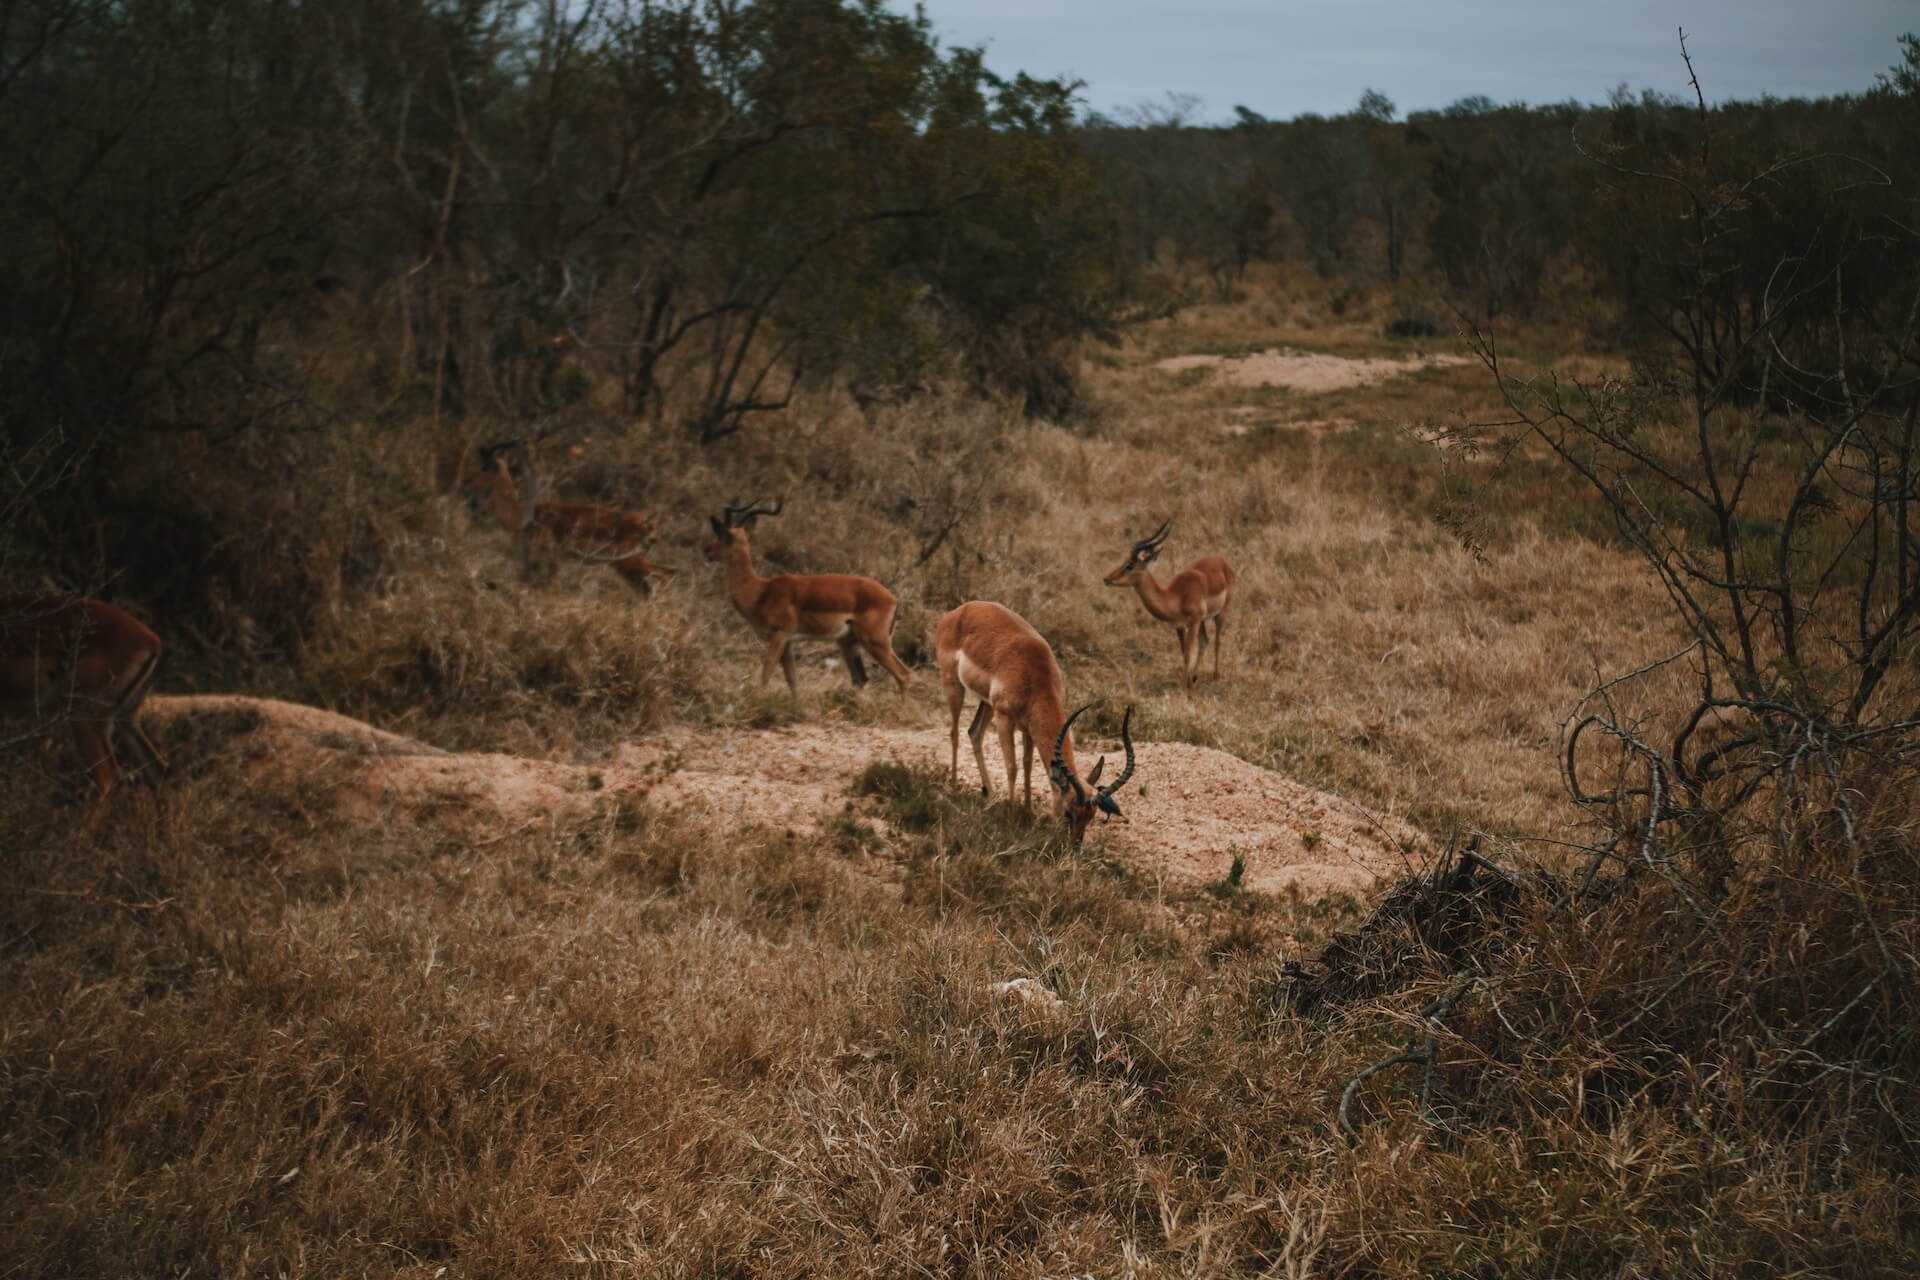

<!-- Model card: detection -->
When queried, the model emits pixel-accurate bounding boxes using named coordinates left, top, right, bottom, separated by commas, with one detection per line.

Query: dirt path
left=147, top=696, right=1428, bottom=900
left=1156, top=347, right=1470, bottom=391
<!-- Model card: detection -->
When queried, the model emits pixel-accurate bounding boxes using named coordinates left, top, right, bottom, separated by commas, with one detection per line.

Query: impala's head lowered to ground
left=1050, top=702, right=1136, bottom=842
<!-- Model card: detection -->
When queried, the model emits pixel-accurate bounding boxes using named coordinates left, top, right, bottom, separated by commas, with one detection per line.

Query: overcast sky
left=898, top=1, right=1914, bottom=122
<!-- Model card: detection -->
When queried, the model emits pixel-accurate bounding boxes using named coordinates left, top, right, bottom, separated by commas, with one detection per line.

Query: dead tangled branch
left=1319, top=35, right=1920, bottom=1159
left=1290, top=837, right=1558, bottom=1143
left=1318, top=791, right=1919, bottom=1149
left=1284, top=835, right=1534, bottom=1023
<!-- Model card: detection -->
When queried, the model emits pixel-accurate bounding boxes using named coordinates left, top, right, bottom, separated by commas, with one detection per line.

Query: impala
left=934, top=599, right=1135, bottom=844
left=1104, top=520, right=1237, bottom=688
left=703, top=498, right=911, bottom=700
left=2, top=593, right=169, bottom=801
left=464, top=441, right=675, bottom=594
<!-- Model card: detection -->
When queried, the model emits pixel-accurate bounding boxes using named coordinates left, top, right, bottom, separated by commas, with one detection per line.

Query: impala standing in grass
left=1104, top=520, right=1236, bottom=688
left=703, top=498, right=911, bottom=701
left=464, top=440, right=675, bottom=594
left=935, top=599, right=1135, bottom=844
left=1, top=593, right=170, bottom=802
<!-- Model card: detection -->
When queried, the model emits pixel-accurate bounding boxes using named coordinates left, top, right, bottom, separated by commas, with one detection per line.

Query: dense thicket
left=0, top=0, right=1120, bottom=597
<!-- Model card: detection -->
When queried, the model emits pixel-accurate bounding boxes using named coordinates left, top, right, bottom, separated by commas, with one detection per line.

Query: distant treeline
left=1087, top=46, right=1920, bottom=336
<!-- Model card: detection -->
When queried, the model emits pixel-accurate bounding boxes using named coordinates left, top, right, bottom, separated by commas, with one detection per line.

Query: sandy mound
left=145, top=695, right=617, bottom=833
left=147, top=696, right=1427, bottom=899
left=1158, top=347, right=1469, bottom=392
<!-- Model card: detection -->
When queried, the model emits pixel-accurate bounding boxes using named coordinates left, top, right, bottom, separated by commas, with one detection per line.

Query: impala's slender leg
left=108, top=651, right=168, bottom=782
left=760, top=631, right=792, bottom=690
left=1212, top=613, right=1226, bottom=679
left=1020, top=727, right=1035, bottom=806
left=837, top=632, right=870, bottom=688
left=967, top=700, right=995, bottom=796
left=996, top=714, right=1020, bottom=803
left=1181, top=622, right=1201, bottom=688
left=855, top=619, right=912, bottom=696
left=70, top=716, right=120, bottom=799
left=64, top=648, right=164, bottom=799
left=944, top=670, right=967, bottom=783
left=778, top=645, right=799, bottom=700
left=872, top=644, right=910, bottom=696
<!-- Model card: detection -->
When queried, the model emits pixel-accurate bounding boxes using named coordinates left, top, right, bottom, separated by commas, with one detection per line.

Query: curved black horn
left=1050, top=702, right=1095, bottom=803
left=1130, top=520, right=1173, bottom=556
left=724, top=497, right=783, bottom=527
left=1098, top=705, right=1136, bottom=797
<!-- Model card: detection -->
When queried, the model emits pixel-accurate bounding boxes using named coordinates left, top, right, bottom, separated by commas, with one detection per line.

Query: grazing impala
left=2, top=593, right=169, bottom=801
left=703, top=498, right=911, bottom=701
left=464, top=441, right=675, bottom=594
left=935, top=600, right=1135, bottom=844
left=1104, top=520, right=1236, bottom=688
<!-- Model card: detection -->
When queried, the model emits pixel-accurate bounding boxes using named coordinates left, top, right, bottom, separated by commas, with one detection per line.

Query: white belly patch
left=953, top=650, right=994, bottom=699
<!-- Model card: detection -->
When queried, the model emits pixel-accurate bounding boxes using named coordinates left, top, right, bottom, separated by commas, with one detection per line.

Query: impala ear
left=1087, top=756, right=1106, bottom=785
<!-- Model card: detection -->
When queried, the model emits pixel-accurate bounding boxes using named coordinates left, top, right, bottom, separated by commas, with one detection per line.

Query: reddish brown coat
left=703, top=517, right=909, bottom=700
left=1, top=593, right=169, bottom=798
left=467, top=456, right=674, bottom=593
left=934, top=600, right=1121, bottom=843
left=1105, top=532, right=1237, bottom=688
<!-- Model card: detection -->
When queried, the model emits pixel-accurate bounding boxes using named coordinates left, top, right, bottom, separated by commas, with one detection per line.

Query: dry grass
left=5, top=267, right=1915, bottom=1278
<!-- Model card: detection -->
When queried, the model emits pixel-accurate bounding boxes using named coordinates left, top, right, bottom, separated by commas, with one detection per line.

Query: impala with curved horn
left=935, top=599, right=1135, bottom=844
left=1104, top=519, right=1236, bottom=688
left=703, top=498, right=911, bottom=701
left=2, top=593, right=170, bottom=802
left=463, top=440, right=675, bottom=594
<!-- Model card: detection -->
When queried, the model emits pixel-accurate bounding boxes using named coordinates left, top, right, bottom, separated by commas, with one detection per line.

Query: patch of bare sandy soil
left=1158, top=346, right=1470, bottom=392
left=1220, top=407, right=1357, bottom=438
left=146, top=696, right=1428, bottom=900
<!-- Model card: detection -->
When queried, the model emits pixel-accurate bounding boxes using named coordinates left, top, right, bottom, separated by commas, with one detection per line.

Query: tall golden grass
left=4, top=262, right=1914, bottom=1277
